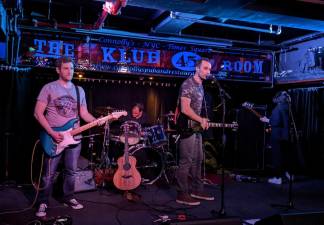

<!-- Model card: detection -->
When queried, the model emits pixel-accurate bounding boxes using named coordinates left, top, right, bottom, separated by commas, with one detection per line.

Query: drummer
left=125, top=102, right=150, bottom=127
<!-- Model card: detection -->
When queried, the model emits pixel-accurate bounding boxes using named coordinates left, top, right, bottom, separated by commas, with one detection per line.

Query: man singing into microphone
left=175, top=58, right=215, bottom=206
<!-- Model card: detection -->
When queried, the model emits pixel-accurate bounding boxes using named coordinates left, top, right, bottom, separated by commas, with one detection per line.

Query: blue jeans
left=175, top=133, right=204, bottom=195
left=38, top=143, right=81, bottom=204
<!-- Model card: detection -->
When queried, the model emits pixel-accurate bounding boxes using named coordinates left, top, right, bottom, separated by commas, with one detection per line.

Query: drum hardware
left=120, top=121, right=141, bottom=145
left=143, top=125, right=168, bottom=147
left=87, top=135, right=96, bottom=170
left=163, top=112, right=175, bottom=117
left=82, top=133, right=102, bottom=139
left=95, top=106, right=115, bottom=115
left=97, top=121, right=113, bottom=172
left=127, top=142, right=178, bottom=185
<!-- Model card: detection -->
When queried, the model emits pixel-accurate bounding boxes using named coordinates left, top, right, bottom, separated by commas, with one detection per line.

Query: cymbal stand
left=99, top=121, right=111, bottom=168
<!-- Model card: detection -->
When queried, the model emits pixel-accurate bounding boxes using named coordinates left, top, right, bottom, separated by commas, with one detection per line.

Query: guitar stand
left=124, top=190, right=141, bottom=202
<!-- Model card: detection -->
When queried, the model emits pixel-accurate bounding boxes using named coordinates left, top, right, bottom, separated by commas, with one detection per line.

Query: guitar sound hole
left=123, top=163, right=131, bottom=171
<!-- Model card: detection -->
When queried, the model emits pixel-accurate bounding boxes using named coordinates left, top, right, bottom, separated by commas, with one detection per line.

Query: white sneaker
left=35, top=203, right=47, bottom=217
left=268, top=177, right=282, bottom=185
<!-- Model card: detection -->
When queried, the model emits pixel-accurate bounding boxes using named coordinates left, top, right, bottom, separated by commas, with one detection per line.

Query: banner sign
left=19, top=29, right=273, bottom=83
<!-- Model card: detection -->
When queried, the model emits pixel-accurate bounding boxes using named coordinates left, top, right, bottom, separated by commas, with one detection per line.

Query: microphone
left=207, top=73, right=231, bottom=100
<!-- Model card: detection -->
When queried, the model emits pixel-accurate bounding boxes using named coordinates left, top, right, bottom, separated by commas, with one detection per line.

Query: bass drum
left=129, top=145, right=163, bottom=185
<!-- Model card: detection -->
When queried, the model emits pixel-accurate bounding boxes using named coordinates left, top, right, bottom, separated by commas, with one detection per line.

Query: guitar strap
left=75, top=85, right=80, bottom=121
left=202, top=92, right=208, bottom=120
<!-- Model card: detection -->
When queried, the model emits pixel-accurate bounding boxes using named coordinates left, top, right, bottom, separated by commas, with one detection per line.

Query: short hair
left=273, top=91, right=290, bottom=104
left=132, top=103, right=144, bottom=112
left=56, top=56, right=74, bottom=69
left=196, top=58, right=211, bottom=67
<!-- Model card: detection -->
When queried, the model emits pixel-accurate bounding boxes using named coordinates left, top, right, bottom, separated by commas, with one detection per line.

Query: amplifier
left=74, top=169, right=96, bottom=193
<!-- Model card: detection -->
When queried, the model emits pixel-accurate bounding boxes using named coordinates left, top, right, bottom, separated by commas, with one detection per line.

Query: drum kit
left=89, top=107, right=179, bottom=186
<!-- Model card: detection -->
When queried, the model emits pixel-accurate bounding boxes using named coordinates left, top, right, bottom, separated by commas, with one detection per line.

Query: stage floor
left=1, top=174, right=324, bottom=225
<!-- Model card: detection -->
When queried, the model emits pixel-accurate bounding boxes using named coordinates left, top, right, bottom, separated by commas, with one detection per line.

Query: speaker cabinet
left=255, top=211, right=324, bottom=225
left=234, top=106, right=268, bottom=169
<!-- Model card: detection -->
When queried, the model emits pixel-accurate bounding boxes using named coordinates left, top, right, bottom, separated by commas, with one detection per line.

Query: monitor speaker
left=255, top=211, right=324, bottom=225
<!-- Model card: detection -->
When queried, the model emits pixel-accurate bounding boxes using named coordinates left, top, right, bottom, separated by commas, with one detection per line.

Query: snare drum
left=120, top=121, right=141, bottom=145
left=144, top=125, right=167, bottom=147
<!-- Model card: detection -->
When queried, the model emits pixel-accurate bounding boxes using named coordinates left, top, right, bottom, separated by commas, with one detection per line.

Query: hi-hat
left=163, top=112, right=175, bottom=117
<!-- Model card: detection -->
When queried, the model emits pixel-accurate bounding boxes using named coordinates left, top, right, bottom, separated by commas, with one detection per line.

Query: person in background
left=126, top=102, right=149, bottom=126
left=260, top=91, right=290, bottom=185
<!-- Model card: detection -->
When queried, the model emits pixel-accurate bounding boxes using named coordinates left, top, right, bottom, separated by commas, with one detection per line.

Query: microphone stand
left=99, top=121, right=111, bottom=168
left=210, top=77, right=231, bottom=217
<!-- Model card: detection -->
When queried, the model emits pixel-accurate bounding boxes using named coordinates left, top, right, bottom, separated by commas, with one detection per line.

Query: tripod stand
left=99, top=121, right=112, bottom=168
left=94, top=121, right=115, bottom=187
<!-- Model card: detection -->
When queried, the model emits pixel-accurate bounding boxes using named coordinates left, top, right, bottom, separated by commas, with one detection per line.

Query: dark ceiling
left=15, top=0, right=324, bottom=49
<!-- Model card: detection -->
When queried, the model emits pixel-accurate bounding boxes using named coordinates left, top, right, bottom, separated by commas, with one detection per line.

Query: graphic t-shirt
left=37, top=80, right=87, bottom=127
left=179, top=76, right=204, bottom=116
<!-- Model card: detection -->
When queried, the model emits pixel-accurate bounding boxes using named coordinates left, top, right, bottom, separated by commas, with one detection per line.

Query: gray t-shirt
left=37, top=80, right=87, bottom=127
left=179, top=76, right=204, bottom=115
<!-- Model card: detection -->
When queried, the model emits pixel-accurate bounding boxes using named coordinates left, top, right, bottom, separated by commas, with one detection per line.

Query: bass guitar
left=176, top=113, right=238, bottom=138
left=40, top=111, right=127, bottom=157
left=242, top=101, right=271, bottom=132
left=113, top=123, right=141, bottom=190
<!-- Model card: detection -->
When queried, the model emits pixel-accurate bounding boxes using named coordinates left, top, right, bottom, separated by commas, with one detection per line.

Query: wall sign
left=19, top=29, right=273, bottom=84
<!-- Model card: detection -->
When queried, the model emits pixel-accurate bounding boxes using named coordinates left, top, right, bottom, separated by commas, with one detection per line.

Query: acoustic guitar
left=113, top=124, right=141, bottom=190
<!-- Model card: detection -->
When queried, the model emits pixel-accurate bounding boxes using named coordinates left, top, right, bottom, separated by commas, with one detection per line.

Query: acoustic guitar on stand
left=113, top=123, right=141, bottom=191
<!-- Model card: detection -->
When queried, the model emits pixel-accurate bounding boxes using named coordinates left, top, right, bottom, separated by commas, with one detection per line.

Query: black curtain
left=289, top=87, right=324, bottom=176
left=0, top=71, right=41, bottom=183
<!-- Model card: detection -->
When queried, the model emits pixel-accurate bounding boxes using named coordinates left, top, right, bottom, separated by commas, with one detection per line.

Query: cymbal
left=96, top=106, right=115, bottom=111
left=95, top=106, right=115, bottom=115
left=164, top=129, right=176, bottom=133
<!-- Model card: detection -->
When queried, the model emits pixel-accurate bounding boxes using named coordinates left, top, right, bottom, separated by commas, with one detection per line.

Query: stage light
left=94, top=0, right=128, bottom=29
